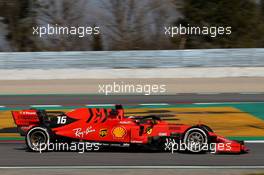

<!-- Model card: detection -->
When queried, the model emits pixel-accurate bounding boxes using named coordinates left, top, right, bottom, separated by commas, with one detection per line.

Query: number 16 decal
left=57, top=116, right=67, bottom=124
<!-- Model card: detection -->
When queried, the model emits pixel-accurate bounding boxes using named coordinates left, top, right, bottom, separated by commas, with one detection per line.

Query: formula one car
left=12, top=105, right=248, bottom=153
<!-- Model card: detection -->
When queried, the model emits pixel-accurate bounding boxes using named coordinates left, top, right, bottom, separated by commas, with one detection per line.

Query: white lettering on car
left=73, top=127, right=95, bottom=138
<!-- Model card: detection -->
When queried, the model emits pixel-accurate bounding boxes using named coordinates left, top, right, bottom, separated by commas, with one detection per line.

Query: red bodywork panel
left=214, top=136, right=249, bottom=153
left=51, top=108, right=189, bottom=144
left=12, top=106, right=248, bottom=153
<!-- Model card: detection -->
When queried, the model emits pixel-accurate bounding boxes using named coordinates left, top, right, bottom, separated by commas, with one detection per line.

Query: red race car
left=12, top=105, right=248, bottom=153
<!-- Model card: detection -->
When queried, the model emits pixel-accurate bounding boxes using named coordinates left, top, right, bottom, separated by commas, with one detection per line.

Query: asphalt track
left=0, top=93, right=264, bottom=107
left=0, top=143, right=263, bottom=166
left=0, top=93, right=264, bottom=167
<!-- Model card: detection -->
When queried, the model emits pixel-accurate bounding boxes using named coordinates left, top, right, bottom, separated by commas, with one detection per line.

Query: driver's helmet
left=128, top=116, right=140, bottom=123
left=146, top=119, right=153, bottom=125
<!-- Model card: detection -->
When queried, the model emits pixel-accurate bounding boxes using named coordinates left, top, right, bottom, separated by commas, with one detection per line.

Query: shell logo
left=112, top=127, right=127, bottom=138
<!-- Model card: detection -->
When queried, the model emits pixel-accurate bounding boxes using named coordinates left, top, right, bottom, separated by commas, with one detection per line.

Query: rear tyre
left=183, top=127, right=208, bottom=153
left=26, top=127, right=50, bottom=152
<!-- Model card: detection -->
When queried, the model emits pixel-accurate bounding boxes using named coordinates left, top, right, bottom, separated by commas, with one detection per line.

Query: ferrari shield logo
left=146, top=127, right=152, bottom=135
left=99, top=128, right=108, bottom=137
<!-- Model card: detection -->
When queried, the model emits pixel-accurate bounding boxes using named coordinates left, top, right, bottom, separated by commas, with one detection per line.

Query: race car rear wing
left=12, top=110, right=40, bottom=126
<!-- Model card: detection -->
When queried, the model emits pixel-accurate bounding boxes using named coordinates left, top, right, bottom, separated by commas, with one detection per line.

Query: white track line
left=245, top=140, right=264, bottom=143
left=195, top=102, right=264, bottom=105
left=30, top=105, right=62, bottom=107
left=240, top=92, right=263, bottom=95
left=194, top=102, right=229, bottom=105
left=86, top=104, right=115, bottom=107
left=0, top=166, right=264, bottom=169
left=196, top=92, right=221, bottom=95
left=139, top=103, right=169, bottom=106
left=0, top=106, right=6, bottom=108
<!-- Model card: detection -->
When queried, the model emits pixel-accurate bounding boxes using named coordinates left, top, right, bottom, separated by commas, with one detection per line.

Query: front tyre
left=183, top=127, right=208, bottom=153
left=26, top=127, right=50, bottom=152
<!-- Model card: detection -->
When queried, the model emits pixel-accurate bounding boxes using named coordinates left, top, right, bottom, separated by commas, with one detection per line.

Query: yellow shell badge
left=112, top=127, right=127, bottom=138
